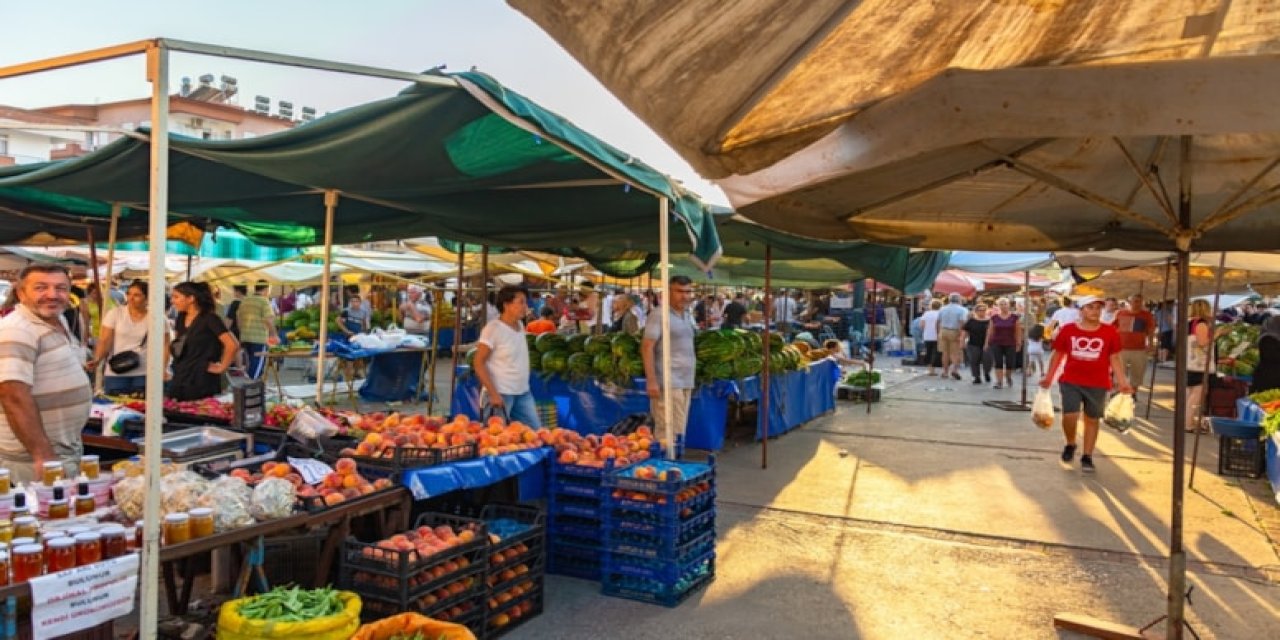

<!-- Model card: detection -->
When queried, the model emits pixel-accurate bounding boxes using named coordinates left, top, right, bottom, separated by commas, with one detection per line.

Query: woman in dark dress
left=1251, top=315, right=1280, bottom=395
left=169, top=282, right=239, bottom=401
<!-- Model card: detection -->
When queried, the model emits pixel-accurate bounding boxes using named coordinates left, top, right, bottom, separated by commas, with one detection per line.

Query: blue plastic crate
left=601, top=558, right=715, bottom=607
left=551, top=477, right=610, bottom=499
left=1210, top=417, right=1264, bottom=439
left=605, top=458, right=716, bottom=493
left=607, top=506, right=716, bottom=539
left=549, top=497, right=604, bottom=520
left=605, top=517, right=716, bottom=560
left=607, top=486, right=716, bottom=519
left=603, top=536, right=716, bottom=582
left=547, top=545, right=602, bottom=581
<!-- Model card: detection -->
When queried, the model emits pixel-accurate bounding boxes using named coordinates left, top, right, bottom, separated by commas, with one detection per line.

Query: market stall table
left=264, top=345, right=434, bottom=406
left=451, top=359, right=840, bottom=449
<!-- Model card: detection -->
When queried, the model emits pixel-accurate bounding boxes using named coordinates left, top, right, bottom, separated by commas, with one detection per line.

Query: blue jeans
left=104, top=375, right=146, bottom=395
left=242, top=342, right=266, bottom=379
left=498, top=392, right=541, bottom=428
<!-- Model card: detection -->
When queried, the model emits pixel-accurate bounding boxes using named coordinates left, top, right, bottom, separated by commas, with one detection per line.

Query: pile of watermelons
left=467, top=328, right=809, bottom=385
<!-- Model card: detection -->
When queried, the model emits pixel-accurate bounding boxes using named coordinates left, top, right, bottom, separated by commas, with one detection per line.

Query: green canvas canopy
left=0, top=71, right=721, bottom=268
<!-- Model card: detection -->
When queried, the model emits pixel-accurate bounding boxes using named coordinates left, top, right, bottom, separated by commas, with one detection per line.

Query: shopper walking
left=961, top=303, right=992, bottom=384
left=1114, top=293, right=1156, bottom=399
left=92, top=280, right=169, bottom=395
left=473, top=286, right=541, bottom=427
left=919, top=299, right=941, bottom=375
left=642, top=276, right=697, bottom=450
left=986, top=298, right=1022, bottom=389
left=1042, top=296, right=1133, bottom=473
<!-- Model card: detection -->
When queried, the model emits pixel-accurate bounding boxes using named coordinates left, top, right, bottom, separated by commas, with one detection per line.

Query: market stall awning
left=512, top=1, right=1280, bottom=253
left=947, top=252, right=1055, bottom=274
left=0, top=70, right=721, bottom=268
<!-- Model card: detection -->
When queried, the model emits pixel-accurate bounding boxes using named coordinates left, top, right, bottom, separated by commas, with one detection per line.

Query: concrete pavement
left=513, top=361, right=1280, bottom=639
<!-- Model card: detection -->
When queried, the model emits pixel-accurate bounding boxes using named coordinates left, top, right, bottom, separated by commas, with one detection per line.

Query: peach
left=334, top=458, right=358, bottom=475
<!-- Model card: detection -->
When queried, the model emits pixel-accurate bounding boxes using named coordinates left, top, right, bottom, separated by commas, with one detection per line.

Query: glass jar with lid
left=163, top=513, right=191, bottom=545
left=74, top=532, right=102, bottom=566
left=99, top=524, right=128, bottom=559
left=12, top=544, right=42, bottom=582
left=46, top=537, right=75, bottom=572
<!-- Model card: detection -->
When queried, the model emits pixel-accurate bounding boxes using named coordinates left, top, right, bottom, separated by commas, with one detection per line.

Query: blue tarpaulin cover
left=401, top=447, right=549, bottom=501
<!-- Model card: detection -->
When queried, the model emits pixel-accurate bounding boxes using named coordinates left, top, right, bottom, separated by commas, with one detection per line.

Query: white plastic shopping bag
left=1031, top=388, right=1056, bottom=429
left=1103, top=393, right=1135, bottom=434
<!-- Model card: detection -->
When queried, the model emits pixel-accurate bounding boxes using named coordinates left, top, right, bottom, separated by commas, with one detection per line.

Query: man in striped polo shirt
left=0, top=265, right=93, bottom=484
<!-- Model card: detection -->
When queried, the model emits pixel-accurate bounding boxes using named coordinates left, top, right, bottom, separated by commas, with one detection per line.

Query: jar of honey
left=41, top=461, right=64, bottom=487
left=46, top=537, right=75, bottom=572
left=75, top=482, right=95, bottom=516
left=0, top=468, right=10, bottom=494
left=188, top=508, right=215, bottom=539
left=0, top=550, right=8, bottom=586
left=12, top=516, right=37, bottom=540
left=163, top=513, right=190, bottom=545
left=10, top=537, right=35, bottom=549
left=80, top=455, right=100, bottom=480
left=99, top=524, right=128, bottom=559
left=47, top=486, right=70, bottom=520
left=0, top=519, right=12, bottom=544
left=74, top=532, right=102, bottom=566
left=12, top=544, right=43, bottom=582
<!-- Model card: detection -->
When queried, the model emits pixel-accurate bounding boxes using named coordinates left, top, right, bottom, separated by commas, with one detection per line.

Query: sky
left=0, top=0, right=729, bottom=205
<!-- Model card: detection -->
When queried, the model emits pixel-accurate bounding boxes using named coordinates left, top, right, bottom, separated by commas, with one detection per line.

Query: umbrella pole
left=1188, top=252, right=1228, bottom=489
left=1146, top=258, right=1174, bottom=420
left=426, top=286, right=442, bottom=415
left=315, top=191, right=338, bottom=406
left=139, top=43, right=170, bottom=638
left=659, top=198, right=674, bottom=459
left=186, top=253, right=193, bottom=281
left=867, top=278, right=876, bottom=415
left=1021, top=270, right=1030, bottom=406
left=481, top=245, right=489, bottom=327
left=450, top=245, right=466, bottom=407
left=761, top=244, right=772, bottom=468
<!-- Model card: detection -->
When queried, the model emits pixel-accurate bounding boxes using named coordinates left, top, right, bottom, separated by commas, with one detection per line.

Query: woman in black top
left=962, top=303, right=993, bottom=384
left=1251, top=315, right=1280, bottom=395
left=169, top=281, right=239, bottom=401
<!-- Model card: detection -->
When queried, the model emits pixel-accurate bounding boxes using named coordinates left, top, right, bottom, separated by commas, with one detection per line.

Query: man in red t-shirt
left=1042, top=296, right=1133, bottom=473
left=1113, top=294, right=1156, bottom=398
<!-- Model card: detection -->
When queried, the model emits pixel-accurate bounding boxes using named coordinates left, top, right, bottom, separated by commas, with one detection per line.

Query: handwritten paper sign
left=288, top=456, right=334, bottom=485
left=29, top=553, right=139, bottom=640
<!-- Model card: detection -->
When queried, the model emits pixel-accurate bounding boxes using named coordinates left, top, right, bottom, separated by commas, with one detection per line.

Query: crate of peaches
left=338, top=413, right=552, bottom=471
left=550, top=426, right=660, bottom=478
left=342, top=513, right=488, bottom=602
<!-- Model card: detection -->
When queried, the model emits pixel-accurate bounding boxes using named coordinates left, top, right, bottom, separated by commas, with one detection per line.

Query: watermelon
left=695, top=331, right=741, bottom=363
left=567, top=334, right=589, bottom=353
left=526, top=334, right=538, bottom=352
left=592, top=353, right=616, bottom=377
left=541, top=350, right=570, bottom=375
left=734, top=356, right=762, bottom=378
left=611, top=333, right=640, bottom=359
left=617, top=355, right=644, bottom=378
left=705, top=361, right=734, bottom=380
left=585, top=335, right=613, bottom=356
left=535, top=333, right=567, bottom=354
left=567, top=352, right=594, bottom=379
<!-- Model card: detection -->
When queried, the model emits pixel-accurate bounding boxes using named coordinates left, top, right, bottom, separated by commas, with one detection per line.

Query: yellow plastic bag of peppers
left=216, top=590, right=361, bottom=640
left=351, top=613, right=476, bottom=640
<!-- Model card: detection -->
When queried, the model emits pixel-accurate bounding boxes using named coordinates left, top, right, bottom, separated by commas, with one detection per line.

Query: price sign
left=287, top=456, right=334, bottom=485
left=29, top=553, right=139, bottom=640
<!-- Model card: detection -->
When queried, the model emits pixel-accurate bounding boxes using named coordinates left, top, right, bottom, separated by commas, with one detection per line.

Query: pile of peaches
left=357, top=523, right=482, bottom=567
left=339, top=413, right=550, bottom=459
left=551, top=426, right=657, bottom=469
left=228, top=458, right=392, bottom=506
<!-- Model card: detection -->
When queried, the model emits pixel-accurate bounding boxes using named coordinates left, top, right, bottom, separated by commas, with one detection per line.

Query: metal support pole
left=660, top=198, right=674, bottom=459
left=449, top=246, right=466, bottom=403
left=761, top=244, right=772, bottom=468
left=1167, top=135, right=1194, bottom=639
left=868, top=278, right=877, bottom=415
left=139, top=41, right=170, bottom=640
left=315, top=190, right=339, bottom=405
left=1022, top=270, right=1030, bottom=406
left=426, top=286, right=442, bottom=415
left=480, top=245, right=489, bottom=327
left=1189, top=252, right=1228, bottom=489
left=1146, top=258, right=1174, bottom=420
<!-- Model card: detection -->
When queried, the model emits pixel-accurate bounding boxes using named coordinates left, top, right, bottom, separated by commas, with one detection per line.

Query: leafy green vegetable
left=844, top=370, right=881, bottom=387
left=1249, top=389, right=1280, bottom=405
left=237, top=585, right=343, bottom=622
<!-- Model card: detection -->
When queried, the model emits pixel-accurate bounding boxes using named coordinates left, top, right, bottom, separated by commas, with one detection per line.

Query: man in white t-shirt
left=772, top=292, right=797, bottom=335
left=473, top=286, right=540, bottom=427
left=1046, top=296, right=1081, bottom=344
left=401, top=285, right=432, bottom=335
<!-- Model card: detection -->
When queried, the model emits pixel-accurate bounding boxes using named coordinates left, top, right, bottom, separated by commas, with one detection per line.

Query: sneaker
left=1061, top=444, right=1077, bottom=463
left=972, top=379, right=983, bottom=385
left=1081, top=455, right=1096, bottom=473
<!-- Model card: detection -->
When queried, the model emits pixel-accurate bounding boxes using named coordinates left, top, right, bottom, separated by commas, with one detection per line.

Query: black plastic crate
left=345, top=557, right=484, bottom=607
left=261, top=531, right=324, bottom=589
left=481, top=504, right=546, bottom=552
left=547, top=544, right=602, bottom=582
left=348, top=441, right=477, bottom=472
left=1219, top=435, right=1266, bottom=478
left=485, top=582, right=543, bottom=640
left=487, top=557, right=544, bottom=597
left=341, top=512, right=488, bottom=582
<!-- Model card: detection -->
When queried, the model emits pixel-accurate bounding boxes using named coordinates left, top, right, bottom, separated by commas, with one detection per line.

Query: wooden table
left=263, top=350, right=359, bottom=407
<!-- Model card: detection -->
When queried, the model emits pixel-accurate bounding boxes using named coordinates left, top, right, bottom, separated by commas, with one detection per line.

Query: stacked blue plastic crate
left=546, top=458, right=609, bottom=581
left=601, top=457, right=717, bottom=606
